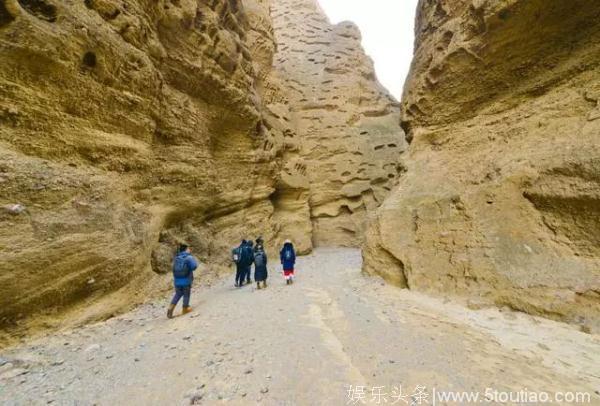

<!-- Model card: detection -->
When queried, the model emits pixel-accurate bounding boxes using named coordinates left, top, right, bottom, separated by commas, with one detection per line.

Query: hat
left=284, top=239, right=291, bottom=244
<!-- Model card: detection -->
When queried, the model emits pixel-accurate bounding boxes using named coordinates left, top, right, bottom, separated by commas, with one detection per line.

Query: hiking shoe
left=182, top=307, right=193, bottom=315
left=167, top=304, right=176, bottom=319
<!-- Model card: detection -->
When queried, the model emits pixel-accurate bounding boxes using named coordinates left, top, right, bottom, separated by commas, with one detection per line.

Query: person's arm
left=188, top=256, right=199, bottom=272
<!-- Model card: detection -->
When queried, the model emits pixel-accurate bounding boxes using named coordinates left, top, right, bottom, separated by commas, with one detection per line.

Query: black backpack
left=254, top=251, right=266, bottom=268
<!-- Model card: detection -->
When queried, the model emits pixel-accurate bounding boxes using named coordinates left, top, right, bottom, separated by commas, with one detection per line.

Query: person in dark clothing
left=244, top=240, right=254, bottom=285
left=167, top=244, right=199, bottom=318
left=280, top=239, right=296, bottom=285
left=233, top=240, right=247, bottom=287
left=254, top=244, right=268, bottom=289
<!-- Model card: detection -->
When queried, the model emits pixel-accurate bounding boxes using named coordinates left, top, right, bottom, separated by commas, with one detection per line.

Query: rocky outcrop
left=364, top=0, right=600, bottom=332
left=270, top=0, right=406, bottom=251
left=0, top=0, right=403, bottom=340
left=0, top=0, right=284, bottom=337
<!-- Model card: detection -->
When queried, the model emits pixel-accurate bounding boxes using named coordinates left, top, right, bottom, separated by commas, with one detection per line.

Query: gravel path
left=1, top=248, right=599, bottom=405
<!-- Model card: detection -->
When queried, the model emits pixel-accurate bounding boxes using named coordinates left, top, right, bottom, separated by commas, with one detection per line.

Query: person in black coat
left=253, top=244, right=268, bottom=289
left=244, top=240, right=254, bottom=285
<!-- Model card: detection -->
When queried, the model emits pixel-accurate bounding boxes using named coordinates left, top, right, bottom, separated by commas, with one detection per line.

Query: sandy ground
left=0, top=248, right=599, bottom=405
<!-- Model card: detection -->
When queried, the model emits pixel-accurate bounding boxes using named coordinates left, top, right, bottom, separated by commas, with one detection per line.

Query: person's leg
left=235, top=267, right=242, bottom=286
left=242, top=266, right=249, bottom=285
left=168, top=287, right=182, bottom=318
left=246, top=266, right=251, bottom=284
left=182, top=286, right=192, bottom=314
left=171, top=287, right=183, bottom=305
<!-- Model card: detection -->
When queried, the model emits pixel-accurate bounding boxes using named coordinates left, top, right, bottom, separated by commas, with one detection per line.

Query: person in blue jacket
left=233, top=239, right=247, bottom=287
left=167, top=244, right=198, bottom=319
left=280, top=239, right=296, bottom=285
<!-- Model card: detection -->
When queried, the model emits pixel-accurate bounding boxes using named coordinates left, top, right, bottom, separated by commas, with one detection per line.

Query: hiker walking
left=233, top=240, right=247, bottom=287
left=167, top=244, right=198, bottom=318
left=254, top=243, right=268, bottom=289
left=280, top=239, right=296, bottom=285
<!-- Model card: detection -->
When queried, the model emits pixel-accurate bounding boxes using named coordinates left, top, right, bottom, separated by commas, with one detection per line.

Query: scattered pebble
left=3, top=203, right=26, bottom=215
left=190, top=394, right=203, bottom=405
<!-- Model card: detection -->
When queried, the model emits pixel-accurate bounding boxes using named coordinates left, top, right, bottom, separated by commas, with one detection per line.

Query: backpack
left=254, top=251, right=266, bottom=268
left=284, top=248, right=292, bottom=261
left=241, top=245, right=253, bottom=266
left=173, top=255, right=190, bottom=278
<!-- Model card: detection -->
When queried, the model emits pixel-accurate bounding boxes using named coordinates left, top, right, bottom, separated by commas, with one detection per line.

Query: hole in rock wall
left=18, top=0, right=57, bottom=22
left=82, top=51, right=97, bottom=68
left=0, top=1, right=15, bottom=27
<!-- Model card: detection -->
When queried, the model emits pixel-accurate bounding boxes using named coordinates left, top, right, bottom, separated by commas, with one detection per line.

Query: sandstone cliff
left=0, top=0, right=402, bottom=340
left=270, top=0, right=406, bottom=251
left=0, top=0, right=286, bottom=338
left=364, top=0, right=600, bottom=332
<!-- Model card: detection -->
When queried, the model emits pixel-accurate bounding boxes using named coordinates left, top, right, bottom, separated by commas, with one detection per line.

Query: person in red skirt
left=280, top=239, right=296, bottom=285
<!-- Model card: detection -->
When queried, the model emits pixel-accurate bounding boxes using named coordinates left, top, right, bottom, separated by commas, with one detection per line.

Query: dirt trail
left=1, top=248, right=599, bottom=405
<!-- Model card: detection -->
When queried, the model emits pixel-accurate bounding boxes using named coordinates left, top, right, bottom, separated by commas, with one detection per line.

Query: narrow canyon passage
left=1, top=249, right=598, bottom=405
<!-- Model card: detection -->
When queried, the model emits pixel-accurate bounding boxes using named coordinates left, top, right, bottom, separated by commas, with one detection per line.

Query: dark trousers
left=245, top=266, right=251, bottom=283
left=171, top=286, right=191, bottom=307
left=235, top=266, right=245, bottom=286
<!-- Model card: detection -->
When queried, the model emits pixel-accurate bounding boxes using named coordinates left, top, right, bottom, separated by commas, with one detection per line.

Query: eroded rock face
left=270, top=0, right=407, bottom=250
left=0, top=0, right=403, bottom=338
left=0, top=0, right=283, bottom=334
left=364, top=0, right=600, bottom=332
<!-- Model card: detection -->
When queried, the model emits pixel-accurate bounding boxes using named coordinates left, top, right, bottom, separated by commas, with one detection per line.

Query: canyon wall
left=270, top=0, right=406, bottom=250
left=0, top=0, right=402, bottom=340
left=0, top=0, right=285, bottom=338
left=364, top=0, right=600, bottom=332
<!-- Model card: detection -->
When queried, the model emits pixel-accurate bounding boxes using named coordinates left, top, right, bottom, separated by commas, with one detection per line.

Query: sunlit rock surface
left=0, top=0, right=403, bottom=341
left=364, top=0, right=600, bottom=332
